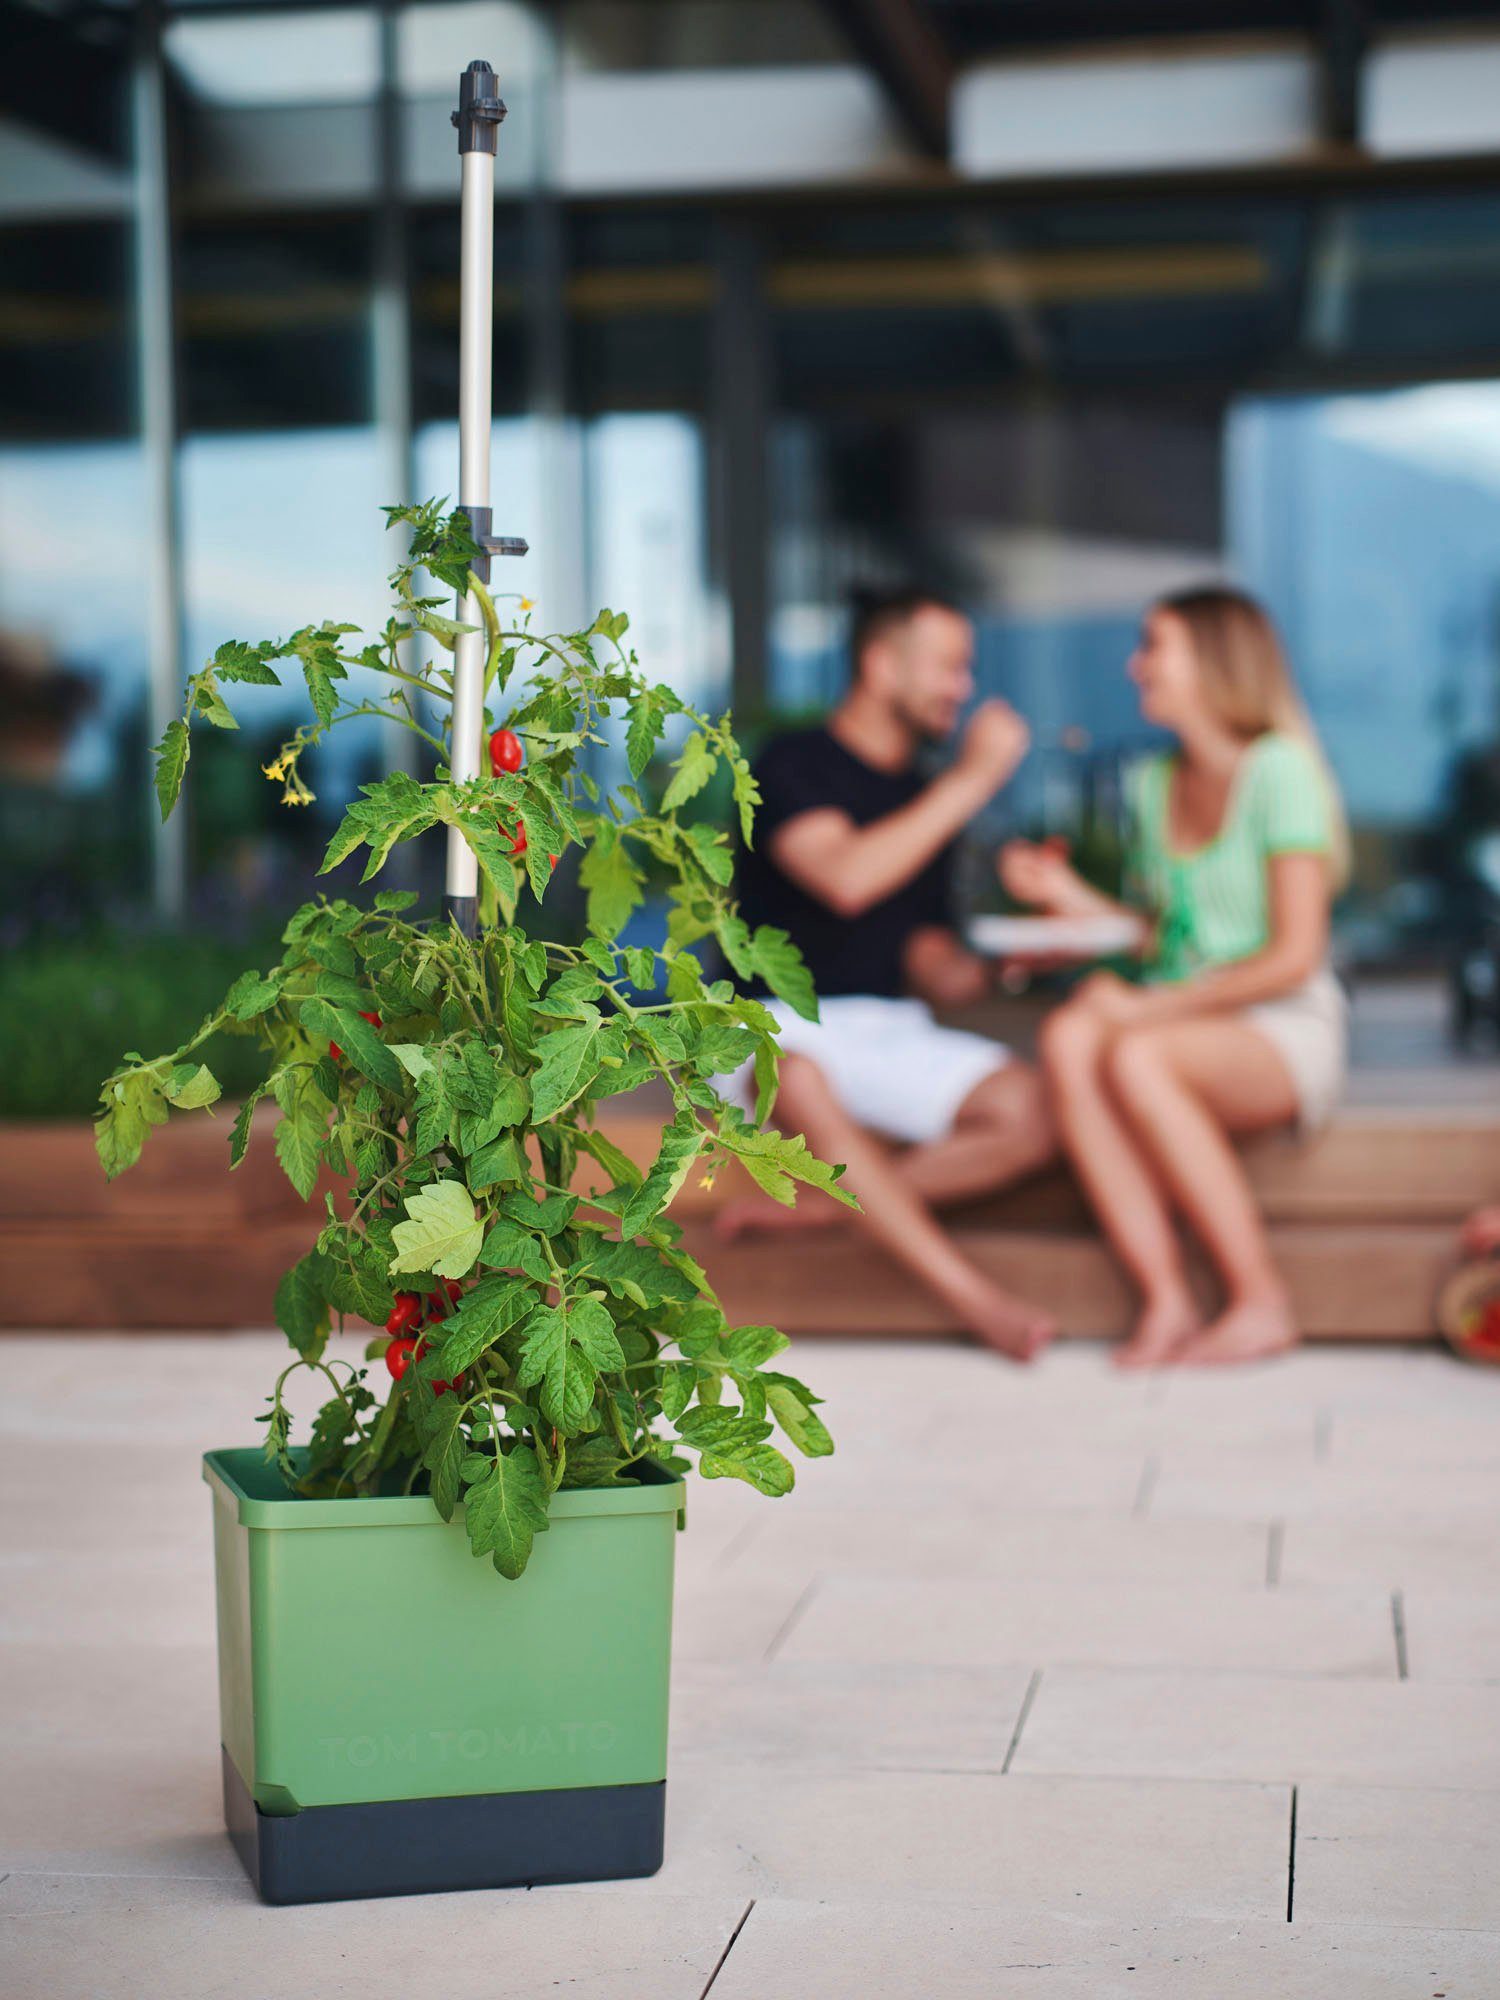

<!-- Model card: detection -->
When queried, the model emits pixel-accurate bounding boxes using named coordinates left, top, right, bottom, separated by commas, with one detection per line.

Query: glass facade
left=8, top=11, right=1500, bottom=988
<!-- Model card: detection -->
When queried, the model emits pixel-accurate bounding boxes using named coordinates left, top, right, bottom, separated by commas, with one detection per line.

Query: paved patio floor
left=3, top=1333, right=1498, bottom=1997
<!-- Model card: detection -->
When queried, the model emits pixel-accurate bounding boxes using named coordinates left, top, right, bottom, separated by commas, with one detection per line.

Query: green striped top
left=1125, top=731, right=1332, bottom=983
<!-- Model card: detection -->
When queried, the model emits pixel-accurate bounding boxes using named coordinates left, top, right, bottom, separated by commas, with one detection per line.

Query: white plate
left=968, top=913, right=1141, bottom=960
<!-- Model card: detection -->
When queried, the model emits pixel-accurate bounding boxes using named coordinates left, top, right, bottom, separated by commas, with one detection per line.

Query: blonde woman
left=1002, top=587, right=1348, bottom=1366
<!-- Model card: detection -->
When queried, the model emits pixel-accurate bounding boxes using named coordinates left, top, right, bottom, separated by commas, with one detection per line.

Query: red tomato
left=384, top=1292, right=421, bottom=1337
left=384, top=1333, right=419, bottom=1381
left=489, top=727, right=524, bottom=775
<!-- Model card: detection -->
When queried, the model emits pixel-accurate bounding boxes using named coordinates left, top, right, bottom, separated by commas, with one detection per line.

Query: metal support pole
left=446, top=61, right=504, bottom=935
left=132, top=0, right=186, bottom=921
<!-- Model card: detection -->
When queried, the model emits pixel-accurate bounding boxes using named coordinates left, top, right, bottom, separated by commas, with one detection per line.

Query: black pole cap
left=452, top=59, right=507, bottom=156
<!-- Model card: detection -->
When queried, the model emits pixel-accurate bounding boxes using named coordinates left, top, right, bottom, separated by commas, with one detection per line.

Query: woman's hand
left=998, top=837, right=1087, bottom=913
left=1071, top=968, right=1157, bottom=1027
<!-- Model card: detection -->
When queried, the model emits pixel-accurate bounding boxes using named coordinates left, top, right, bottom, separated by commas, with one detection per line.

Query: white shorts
left=1242, top=967, right=1348, bottom=1135
left=722, top=995, right=1010, bottom=1146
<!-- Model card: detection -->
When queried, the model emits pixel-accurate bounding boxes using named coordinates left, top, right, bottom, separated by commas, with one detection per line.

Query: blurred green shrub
left=0, top=931, right=278, bottom=1120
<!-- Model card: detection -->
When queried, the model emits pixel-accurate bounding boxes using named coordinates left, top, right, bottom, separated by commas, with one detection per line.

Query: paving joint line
left=1392, top=1588, right=1410, bottom=1679
left=1131, top=1453, right=1160, bottom=1517
left=1001, top=1668, right=1042, bottom=1775
left=700, top=1897, right=756, bottom=1998
left=761, top=1578, right=821, bottom=1665
left=1266, top=1519, right=1284, bottom=1588
left=1286, top=1784, right=1298, bottom=1922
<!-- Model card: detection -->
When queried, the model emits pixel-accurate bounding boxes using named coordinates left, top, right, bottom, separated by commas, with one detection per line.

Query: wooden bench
left=1, top=1098, right=1494, bottom=1338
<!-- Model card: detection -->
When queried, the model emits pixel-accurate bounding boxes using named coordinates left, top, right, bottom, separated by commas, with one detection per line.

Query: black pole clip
left=452, top=59, right=507, bottom=156
left=462, top=505, right=528, bottom=585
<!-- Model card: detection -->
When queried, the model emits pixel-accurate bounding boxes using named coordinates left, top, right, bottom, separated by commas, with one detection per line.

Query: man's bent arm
left=768, top=701, right=1029, bottom=919
left=904, top=925, right=990, bottom=1008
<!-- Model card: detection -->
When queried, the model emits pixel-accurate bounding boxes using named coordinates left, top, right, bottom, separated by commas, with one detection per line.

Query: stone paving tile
left=0, top=1640, right=225, bottom=1875
left=1296, top=1785, right=1500, bottom=1932
left=1403, top=1591, right=1500, bottom=1685
left=1148, top=1448, right=1500, bottom=1524
left=1278, top=1520, right=1500, bottom=1599
left=670, top=1660, right=1034, bottom=1773
left=671, top=1570, right=819, bottom=1666
left=1013, top=1667, right=1500, bottom=1789
left=778, top=1574, right=1397, bottom=1677
left=709, top=1901, right=1500, bottom=2000
left=0, top=1873, right=745, bottom=2000
left=722, top=1508, right=1271, bottom=1590
left=642, top=1764, right=1290, bottom=1917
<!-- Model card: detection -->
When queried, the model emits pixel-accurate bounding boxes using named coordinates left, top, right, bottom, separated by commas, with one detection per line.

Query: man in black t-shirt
left=721, top=590, right=1058, bottom=1361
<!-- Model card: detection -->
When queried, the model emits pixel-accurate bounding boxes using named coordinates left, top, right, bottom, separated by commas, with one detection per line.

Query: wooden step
left=2, top=1099, right=1488, bottom=1337
left=678, top=1222, right=1458, bottom=1342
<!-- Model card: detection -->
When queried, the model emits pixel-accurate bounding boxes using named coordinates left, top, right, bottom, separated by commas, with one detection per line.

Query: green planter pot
left=203, top=1447, right=684, bottom=1904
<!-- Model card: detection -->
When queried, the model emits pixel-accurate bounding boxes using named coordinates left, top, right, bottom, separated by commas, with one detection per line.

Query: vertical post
left=374, top=2, right=420, bottom=850
left=132, top=0, right=186, bottom=921
left=710, top=219, right=770, bottom=720
left=447, top=61, right=504, bottom=935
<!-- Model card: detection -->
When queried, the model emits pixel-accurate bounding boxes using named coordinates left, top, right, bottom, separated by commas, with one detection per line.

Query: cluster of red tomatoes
left=489, top=726, right=557, bottom=871
left=383, top=1281, right=466, bottom=1395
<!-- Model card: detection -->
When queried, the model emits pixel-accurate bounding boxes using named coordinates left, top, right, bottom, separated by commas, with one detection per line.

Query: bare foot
left=945, top=1273, right=1057, bottom=1364
left=713, top=1189, right=847, bottom=1244
left=1114, top=1288, right=1201, bottom=1370
left=1173, top=1292, right=1297, bottom=1367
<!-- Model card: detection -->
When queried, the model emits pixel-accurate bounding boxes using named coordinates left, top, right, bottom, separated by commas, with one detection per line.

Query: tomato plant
left=95, top=502, right=845, bottom=1579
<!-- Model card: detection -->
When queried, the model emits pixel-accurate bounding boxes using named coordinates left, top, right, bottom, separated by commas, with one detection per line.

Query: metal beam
left=132, top=0, right=187, bottom=921
left=0, top=0, right=131, bottom=164
left=818, top=0, right=954, bottom=160
left=1318, top=0, right=1367, bottom=150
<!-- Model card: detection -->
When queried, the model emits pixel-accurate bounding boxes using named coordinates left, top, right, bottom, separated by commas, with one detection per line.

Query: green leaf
left=94, top=1068, right=170, bottom=1179
left=153, top=718, right=190, bottom=823
left=698, top=1440, right=795, bottom=1496
left=299, top=998, right=402, bottom=1093
left=579, top=827, right=645, bottom=940
left=271, top=1071, right=331, bottom=1200
left=224, top=970, right=281, bottom=1021
left=477, top=1217, right=550, bottom=1281
left=660, top=730, right=716, bottom=813
left=516, top=1303, right=600, bottom=1436
left=464, top=1446, right=550, bottom=1579
left=567, top=1295, right=627, bottom=1374
left=625, top=685, right=667, bottom=779
left=228, top=1084, right=267, bottom=1167
left=717, top=1119, right=858, bottom=1211
left=724, top=1323, right=790, bottom=1369
left=573, top=1125, right=645, bottom=1194
left=752, top=1035, right=779, bottom=1125
left=435, top=1274, right=536, bottom=1374
left=619, top=1110, right=705, bottom=1235
left=322, top=1236, right=394, bottom=1325
left=750, top=925, right=818, bottom=1022
left=528, top=1014, right=606, bottom=1122
left=165, top=1062, right=220, bottom=1110
left=765, top=1376, right=835, bottom=1458
left=421, top=1393, right=467, bottom=1522
left=681, top=821, right=734, bottom=886
left=389, top=1179, right=484, bottom=1280
left=212, top=639, right=283, bottom=686
left=729, top=751, right=761, bottom=846
left=581, top=1237, right=697, bottom=1310
left=274, top=1252, right=330, bottom=1361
